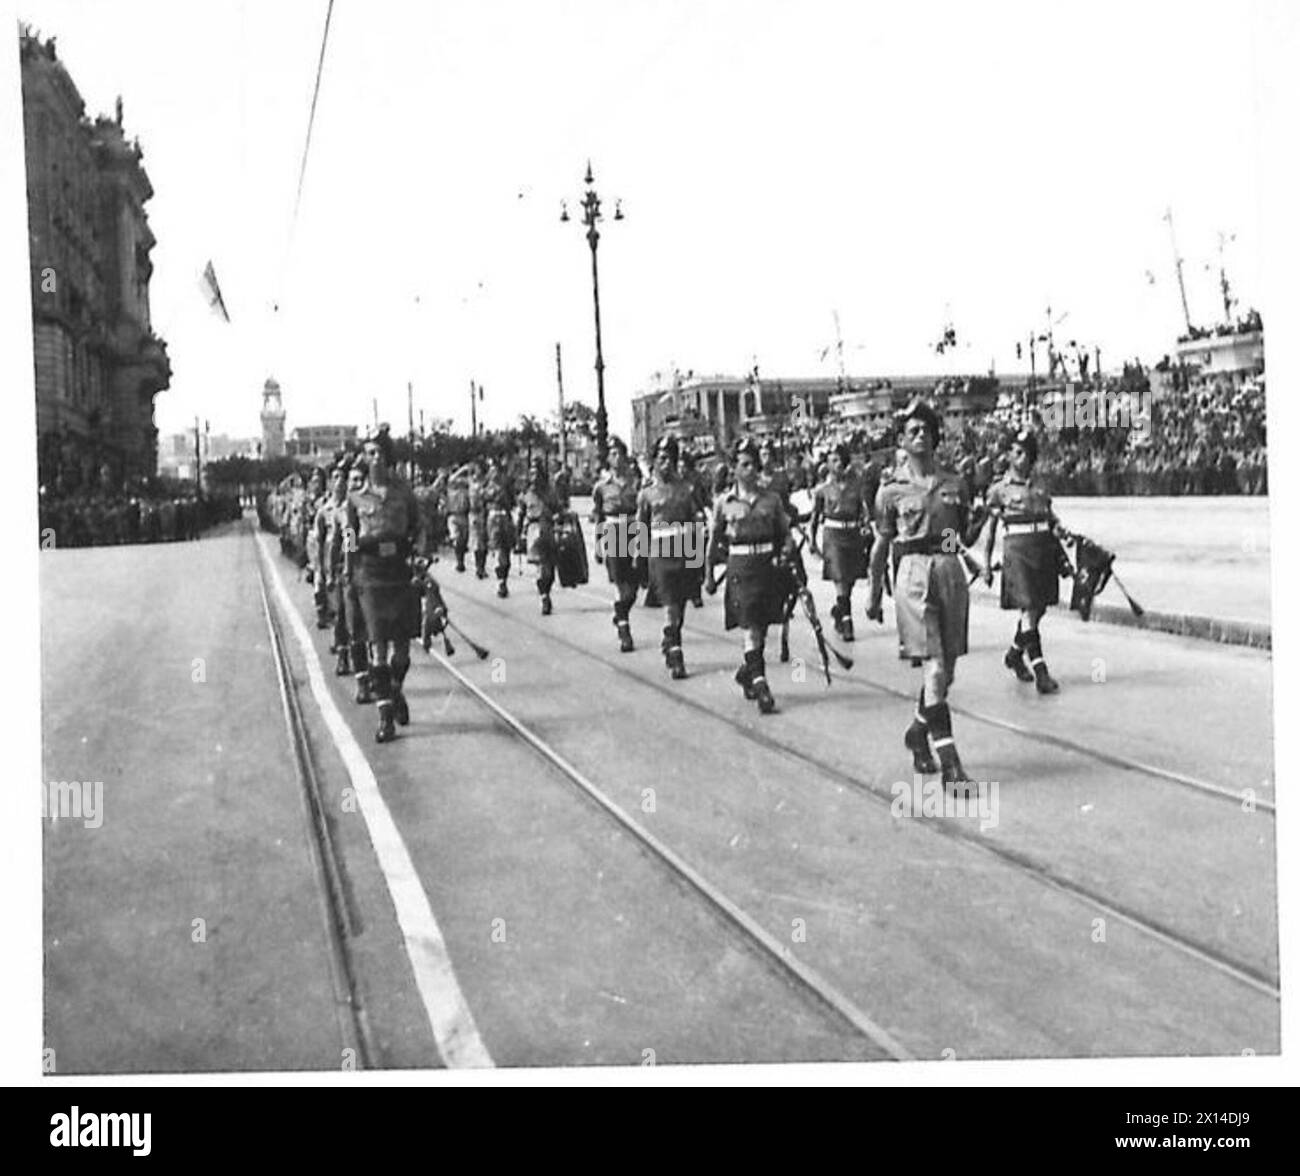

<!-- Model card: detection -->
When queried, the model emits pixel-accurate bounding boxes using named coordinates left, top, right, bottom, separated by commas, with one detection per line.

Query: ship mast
left=1163, top=207, right=1193, bottom=334
left=1216, top=230, right=1237, bottom=326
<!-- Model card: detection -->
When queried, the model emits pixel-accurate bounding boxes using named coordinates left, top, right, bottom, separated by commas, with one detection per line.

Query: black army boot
left=924, top=701, right=976, bottom=794
left=1004, top=624, right=1035, bottom=683
left=475, top=551, right=488, bottom=579
left=541, top=592, right=553, bottom=616
left=734, top=659, right=757, bottom=699
left=375, top=700, right=397, bottom=743
left=353, top=652, right=374, bottom=696
left=391, top=661, right=410, bottom=726
left=663, top=626, right=687, bottom=679
left=904, top=688, right=938, bottom=773
left=836, top=595, right=854, bottom=642
left=1022, top=629, right=1059, bottom=694
left=334, top=647, right=351, bottom=676
left=455, top=550, right=466, bottom=573
left=496, top=575, right=509, bottom=599
left=747, top=650, right=775, bottom=714
left=613, top=605, right=634, bottom=652
left=371, top=666, right=396, bottom=742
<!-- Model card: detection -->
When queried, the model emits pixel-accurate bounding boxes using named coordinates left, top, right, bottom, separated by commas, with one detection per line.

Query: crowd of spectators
left=38, top=480, right=243, bottom=548
left=671, top=371, right=1268, bottom=497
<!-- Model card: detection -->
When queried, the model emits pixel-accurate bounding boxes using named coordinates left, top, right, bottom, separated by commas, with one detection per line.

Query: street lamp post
left=561, top=161, right=622, bottom=468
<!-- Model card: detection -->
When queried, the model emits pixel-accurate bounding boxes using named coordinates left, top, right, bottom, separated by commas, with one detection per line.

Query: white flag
left=199, top=260, right=230, bottom=322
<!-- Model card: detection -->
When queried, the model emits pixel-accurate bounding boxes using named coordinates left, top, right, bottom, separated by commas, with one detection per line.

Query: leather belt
left=730, top=542, right=774, bottom=556
left=893, top=535, right=947, bottom=556
left=822, top=518, right=859, bottom=530
left=1004, top=521, right=1050, bottom=535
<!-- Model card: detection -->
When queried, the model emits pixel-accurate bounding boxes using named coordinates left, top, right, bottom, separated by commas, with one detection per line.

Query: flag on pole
left=199, top=260, right=230, bottom=322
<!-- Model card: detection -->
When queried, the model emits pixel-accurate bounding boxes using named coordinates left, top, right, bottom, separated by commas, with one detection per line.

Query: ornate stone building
left=22, top=27, right=171, bottom=490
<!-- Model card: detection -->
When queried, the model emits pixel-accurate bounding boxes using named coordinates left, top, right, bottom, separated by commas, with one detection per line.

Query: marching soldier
left=636, top=435, right=698, bottom=680
left=341, top=459, right=372, bottom=698
left=515, top=457, right=559, bottom=615
left=306, top=466, right=332, bottom=629
left=679, top=452, right=709, bottom=608
left=412, top=467, right=440, bottom=560
left=592, top=436, right=643, bottom=652
left=444, top=462, right=472, bottom=572
left=482, top=455, right=517, bottom=598
left=809, top=442, right=871, bottom=642
left=867, top=400, right=985, bottom=791
left=468, top=459, right=490, bottom=579
left=345, top=432, right=420, bottom=743
left=705, top=438, right=793, bottom=714
left=315, top=463, right=354, bottom=675
left=982, top=429, right=1070, bottom=694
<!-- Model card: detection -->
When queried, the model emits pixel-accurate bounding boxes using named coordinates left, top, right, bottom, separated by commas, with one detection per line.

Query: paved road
left=41, top=516, right=1278, bottom=1071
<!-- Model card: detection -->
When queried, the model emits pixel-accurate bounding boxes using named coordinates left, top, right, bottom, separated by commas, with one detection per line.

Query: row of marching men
left=582, top=403, right=1077, bottom=795
left=291, top=439, right=592, bottom=743
left=287, top=411, right=1082, bottom=784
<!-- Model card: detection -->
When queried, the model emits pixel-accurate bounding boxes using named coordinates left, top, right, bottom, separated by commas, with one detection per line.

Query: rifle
left=781, top=532, right=853, bottom=683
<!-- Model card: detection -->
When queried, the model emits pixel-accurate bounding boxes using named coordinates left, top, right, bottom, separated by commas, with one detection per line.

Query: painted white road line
left=256, top=529, right=493, bottom=1068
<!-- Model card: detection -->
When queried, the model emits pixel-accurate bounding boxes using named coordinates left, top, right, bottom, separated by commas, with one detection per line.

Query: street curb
left=1064, top=601, right=1272, bottom=650
left=970, top=593, right=1270, bottom=649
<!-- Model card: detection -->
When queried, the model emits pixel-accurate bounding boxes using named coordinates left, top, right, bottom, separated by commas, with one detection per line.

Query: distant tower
left=261, top=378, right=286, bottom=458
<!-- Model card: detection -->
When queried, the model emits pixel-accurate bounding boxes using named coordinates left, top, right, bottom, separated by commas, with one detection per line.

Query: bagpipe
left=1061, top=534, right=1144, bottom=621
left=410, top=556, right=491, bottom=659
left=553, top=509, right=590, bottom=588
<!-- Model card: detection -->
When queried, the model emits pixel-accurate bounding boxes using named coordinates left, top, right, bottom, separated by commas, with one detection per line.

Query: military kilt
left=723, top=550, right=787, bottom=630
left=820, top=521, right=866, bottom=584
left=447, top=512, right=469, bottom=551
left=894, top=552, right=969, bottom=661
left=356, top=553, right=418, bottom=642
left=524, top=519, right=555, bottom=564
left=487, top=508, right=515, bottom=553
left=647, top=554, right=693, bottom=606
left=469, top=510, right=488, bottom=554
left=1000, top=532, right=1060, bottom=610
left=600, top=515, right=639, bottom=586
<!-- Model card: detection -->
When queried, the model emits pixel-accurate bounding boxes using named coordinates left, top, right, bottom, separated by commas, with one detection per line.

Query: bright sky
left=16, top=0, right=1287, bottom=443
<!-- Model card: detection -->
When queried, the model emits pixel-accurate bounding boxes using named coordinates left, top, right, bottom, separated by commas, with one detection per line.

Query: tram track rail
left=255, top=547, right=379, bottom=1068
left=258, top=528, right=903, bottom=1063
left=441, top=577, right=1280, bottom=1003
left=574, top=584, right=1274, bottom=816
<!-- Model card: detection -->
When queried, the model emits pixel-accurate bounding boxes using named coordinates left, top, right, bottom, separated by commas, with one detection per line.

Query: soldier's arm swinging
left=704, top=500, right=724, bottom=594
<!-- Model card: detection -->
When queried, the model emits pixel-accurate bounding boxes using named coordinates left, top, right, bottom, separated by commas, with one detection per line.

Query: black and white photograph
left=7, top=0, right=1299, bottom=1094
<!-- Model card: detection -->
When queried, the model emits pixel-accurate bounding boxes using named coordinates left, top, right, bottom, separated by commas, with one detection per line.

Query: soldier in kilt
left=468, top=460, right=490, bottom=579
left=705, top=438, right=792, bottom=714
left=868, top=400, right=986, bottom=791
left=482, top=455, right=517, bottom=598
left=345, top=433, right=420, bottom=743
left=592, top=437, right=643, bottom=652
left=314, top=464, right=349, bottom=669
left=515, top=457, right=559, bottom=615
left=810, top=442, right=870, bottom=642
left=636, top=435, right=698, bottom=679
left=982, top=429, right=1071, bottom=694
left=444, top=463, right=472, bottom=572
left=341, top=459, right=372, bottom=697
left=680, top=451, right=709, bottom=608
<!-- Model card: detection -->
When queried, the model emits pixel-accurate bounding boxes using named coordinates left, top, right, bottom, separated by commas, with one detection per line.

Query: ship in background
left=1163, top=210, right=1264, bottom=392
